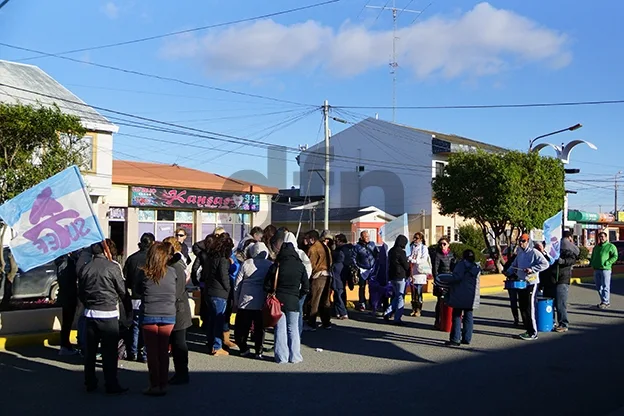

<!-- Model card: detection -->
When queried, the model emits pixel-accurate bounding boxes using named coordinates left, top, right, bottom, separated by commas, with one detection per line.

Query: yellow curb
left=0, top=330, right=77, bottom=351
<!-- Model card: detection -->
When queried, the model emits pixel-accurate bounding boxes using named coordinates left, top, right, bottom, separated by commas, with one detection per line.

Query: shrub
left=430, top=242, right=486, bottom=268
left=578, top=246, right=589, bottom=262
left=457, top=224, right=486, bottom=252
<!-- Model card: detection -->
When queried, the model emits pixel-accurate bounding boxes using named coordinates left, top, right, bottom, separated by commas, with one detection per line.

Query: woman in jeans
left=203, top=235, right=234, bottom=356
left=408, top=232, right=430, bottom=317
left=234, top=242, right=273, bottom=358
left=437, top=249, right=481, bottom=347
left=264, top=237, right=310, bottom=364
left=139, top=242, right=177, bottom=396
left=163, top=237, right=193, bottom=385
left=384, top=235, right=410, bottom=325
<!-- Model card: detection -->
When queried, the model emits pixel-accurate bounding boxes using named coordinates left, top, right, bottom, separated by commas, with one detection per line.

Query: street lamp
left=530, top=139, right=598, bottom=230
left=529, top=123, right=583, bottom=151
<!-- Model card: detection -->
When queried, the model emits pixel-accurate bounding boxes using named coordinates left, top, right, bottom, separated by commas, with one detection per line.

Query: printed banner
left=379, top=213, right=409, bottom=250
left=543, top=211, right=563, bottom=264
left=130, top=186, right=260, bottom=212
left=0, top=166, right=105, bottom=271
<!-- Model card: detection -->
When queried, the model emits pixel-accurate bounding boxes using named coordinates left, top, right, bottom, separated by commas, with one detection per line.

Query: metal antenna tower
left=366, top=0, right=421, bottom=122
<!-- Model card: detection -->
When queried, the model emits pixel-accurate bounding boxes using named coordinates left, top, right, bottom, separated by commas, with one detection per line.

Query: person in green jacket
left=590, top=232, right=619, bottom=309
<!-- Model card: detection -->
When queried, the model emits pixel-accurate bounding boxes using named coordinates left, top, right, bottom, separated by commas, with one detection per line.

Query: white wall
left=253, top=194, right=272, bottom=228
left=107, top=184, right=129, bottom=207
left=83, top=132, right=113, bottom=197
left=299, top=118, right=433, bottom=215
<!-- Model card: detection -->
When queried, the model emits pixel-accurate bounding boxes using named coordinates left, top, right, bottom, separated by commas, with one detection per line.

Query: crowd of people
left=51, top=224, right=615, bottom=396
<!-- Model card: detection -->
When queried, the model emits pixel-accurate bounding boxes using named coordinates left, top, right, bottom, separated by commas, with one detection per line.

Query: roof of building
left=401, top=124, right=508, bottom=153
left=306, top=117, right=507, bottom=154
left=0, top=60, right=117, bottom=133
left=272, top=202, right=395, bottom=223
left=112, top=160, right=279, bottom=194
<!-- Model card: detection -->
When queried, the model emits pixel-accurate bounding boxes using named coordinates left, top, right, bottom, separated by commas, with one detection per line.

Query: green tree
left=457, top=224, right=486, bottom=251
left=432, top=150, right=564, bottom=272
left=0, top=103, right=86, bottom=306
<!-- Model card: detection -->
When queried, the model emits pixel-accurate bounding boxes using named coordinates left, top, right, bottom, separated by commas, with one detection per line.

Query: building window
left=447, top=226, right=452, bottom=240
left=80, top=134, right=96, bottom=172
left=202, top=211, right=251, bottom=243
left=435, top=226, right=445, bottom=241
left=139, top=209, right=194, bottom=244
left=435, top=162, right=445, bottom=177
left=454, top=228, right=459, bottom=242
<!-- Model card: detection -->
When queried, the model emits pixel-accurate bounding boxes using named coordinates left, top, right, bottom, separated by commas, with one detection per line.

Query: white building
left=297, top=118, right=506, bottom=244
left=0, top=60, right=118, bottom=244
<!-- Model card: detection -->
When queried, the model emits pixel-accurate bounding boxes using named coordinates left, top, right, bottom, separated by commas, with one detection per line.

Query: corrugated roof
left=112, top=160, right=279, bottom=194
left=0, top=60, right=117, bottom=133
left=272, top=202, right=389, bottom=223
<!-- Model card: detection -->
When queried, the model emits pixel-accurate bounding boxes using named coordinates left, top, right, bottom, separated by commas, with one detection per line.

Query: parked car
left=482, top=245, right=510, bottom=273
left=1, top=247, right=59, bottom=302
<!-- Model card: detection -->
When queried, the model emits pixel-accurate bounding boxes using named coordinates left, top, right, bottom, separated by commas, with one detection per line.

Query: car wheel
left=49, top=282, right=59, bottom=303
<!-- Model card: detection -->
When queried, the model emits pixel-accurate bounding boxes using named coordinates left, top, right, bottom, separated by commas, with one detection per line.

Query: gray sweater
left=141, top=266, right=177, bottom=317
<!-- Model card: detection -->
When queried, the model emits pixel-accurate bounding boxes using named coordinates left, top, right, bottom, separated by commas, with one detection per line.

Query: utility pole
left=366, top=1, right=421, bottom=122
left=615, top=171, right=622, bottom=217
left=323, top=100, right=330, bottom=231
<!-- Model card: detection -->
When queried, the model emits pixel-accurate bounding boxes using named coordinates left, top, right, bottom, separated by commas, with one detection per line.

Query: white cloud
left=101, top=2, right=120, bottom=19
left=160, top=2, right=571, bottom=80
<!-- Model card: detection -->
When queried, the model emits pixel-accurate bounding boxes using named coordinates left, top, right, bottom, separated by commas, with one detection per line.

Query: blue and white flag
left=0, top=166, right=105, bottom=271
left=543, top=211, right=563, bottom=265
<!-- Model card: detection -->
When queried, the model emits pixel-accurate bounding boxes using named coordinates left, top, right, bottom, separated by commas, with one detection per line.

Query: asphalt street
left=1, top=280, right=623, bottom=416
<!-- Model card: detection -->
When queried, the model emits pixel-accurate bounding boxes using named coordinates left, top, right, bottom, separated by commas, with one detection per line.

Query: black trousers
left=84, top=318, right=120, bottom=389
left=170, top=329, right=189, bottom=378
left=234, top=309, right=264, bottom=354
left=61, top=300, right=77, bottom=348
left=518, top=285, right=538, bottom=336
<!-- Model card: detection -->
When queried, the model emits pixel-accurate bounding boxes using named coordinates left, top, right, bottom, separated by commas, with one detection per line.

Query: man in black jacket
left=122, top=232, right=154, bottom=362
left=78, top=242, right=128, bottom=395
left=552, top=231, right=580, bottom=333
left=55, top=251, right=80, bottom=356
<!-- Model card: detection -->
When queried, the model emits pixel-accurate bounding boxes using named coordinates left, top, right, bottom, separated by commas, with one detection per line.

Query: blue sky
left=1, top=0, right=623, bottom=214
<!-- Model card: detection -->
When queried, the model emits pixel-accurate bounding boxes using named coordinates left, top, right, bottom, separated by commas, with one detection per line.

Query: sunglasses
left=519, top=239, right=527, bottom=243
left=176, top=234, right=186, bottom=238
left=440, top=243, right=448, bottom=246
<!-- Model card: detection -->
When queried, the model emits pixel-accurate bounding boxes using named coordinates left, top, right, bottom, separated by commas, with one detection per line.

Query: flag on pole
left=0, top=166, right=105, bottom=271
left=543, top=211, right=563, bottom=265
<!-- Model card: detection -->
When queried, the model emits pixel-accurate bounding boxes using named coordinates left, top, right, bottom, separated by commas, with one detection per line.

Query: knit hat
left=520, top=233, right=530, bottom=241
left=321, top=229, right=334, bottom=240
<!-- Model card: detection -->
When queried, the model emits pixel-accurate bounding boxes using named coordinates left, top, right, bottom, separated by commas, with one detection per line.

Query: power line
left=0, top=43, right=315, bottom=107
left=333, top=99, right=624, bottom=110
left=0, top=0, right=11, bottom=10
left=16, top=0, right=342, bottom=60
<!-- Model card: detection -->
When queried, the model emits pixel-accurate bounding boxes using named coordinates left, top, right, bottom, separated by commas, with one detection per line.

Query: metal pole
left=323, top=100, right=330, bottom=231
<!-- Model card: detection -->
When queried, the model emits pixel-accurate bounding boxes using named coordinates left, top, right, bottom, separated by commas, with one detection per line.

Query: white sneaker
left=59, top=347, right=78, bottom=356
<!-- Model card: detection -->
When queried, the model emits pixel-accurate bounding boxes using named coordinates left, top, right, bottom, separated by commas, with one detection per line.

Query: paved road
left=1, top=281, right=623, bottom=416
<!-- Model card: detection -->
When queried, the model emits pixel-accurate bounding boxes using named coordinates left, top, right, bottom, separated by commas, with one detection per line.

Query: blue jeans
left=385, top=279, right=406, bottom=322
left=129, top=310, right=146, bottom=358
left=274, top=311, right=302, bottom=364
left=207, top=296, right=228, bottom=351
left=298, top=295, right=307, bottom=337
left=450, top=308, right=474, bottom=344
left=594, top=270, right=612, bottom=305
left=555, top=284, right=569, bottom=328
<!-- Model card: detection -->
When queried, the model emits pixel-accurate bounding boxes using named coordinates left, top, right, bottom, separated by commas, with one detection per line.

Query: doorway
left=109, top=222, right=126, bottom=261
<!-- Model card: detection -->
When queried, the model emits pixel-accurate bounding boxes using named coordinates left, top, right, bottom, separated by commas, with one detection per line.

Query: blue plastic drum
left=536, top=297, right=554, bottom=332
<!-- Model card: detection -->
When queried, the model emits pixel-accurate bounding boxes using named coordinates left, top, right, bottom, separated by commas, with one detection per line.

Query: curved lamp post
left=530, top=139, right=598, bottom=230
left=529, top=123, right=582, bottom=151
